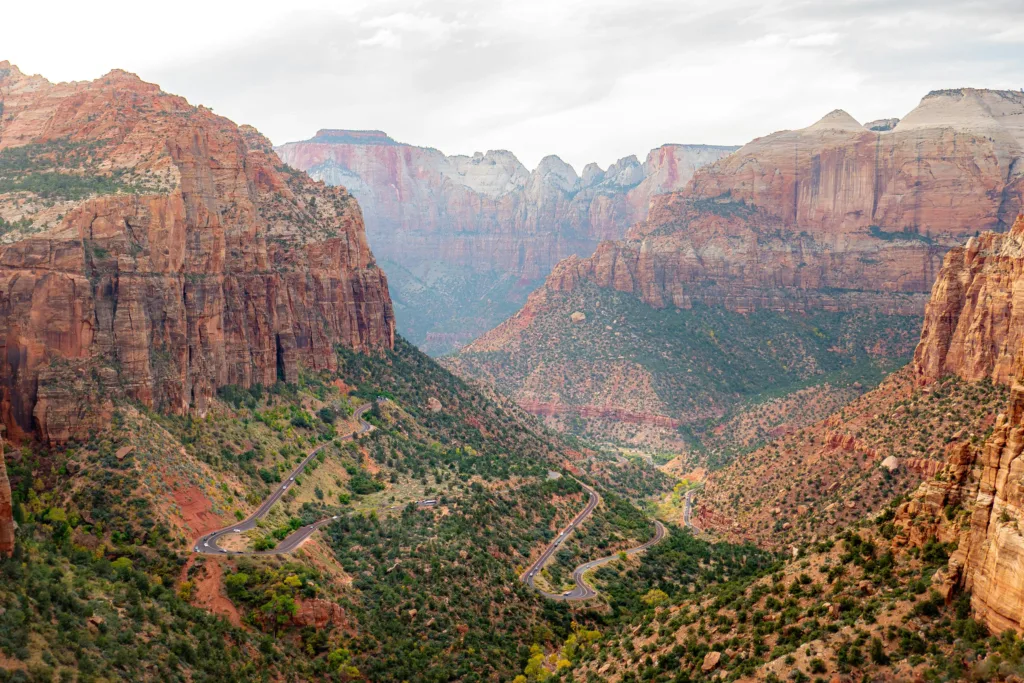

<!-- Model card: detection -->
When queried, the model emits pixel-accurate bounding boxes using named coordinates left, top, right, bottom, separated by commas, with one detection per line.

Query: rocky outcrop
left=0, top=434, right=13, bottom=557
left=914, top=214, right=1024, bottom=385
left=899, top=215, right=1024, bottom=633
left=293, top=598, right=348, bottom=629
left=0, top=63, right=395, bottom=444
left=896, top=383, right=1024, bottom=633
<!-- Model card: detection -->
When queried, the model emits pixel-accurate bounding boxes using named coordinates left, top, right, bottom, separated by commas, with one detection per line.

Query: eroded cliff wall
left=276, top=131, right=737, bottom=280
left=0, top=63, right=395, bottom=444
left=536, top=90, right=1024, bottom=317
left=276, top=131, right=737, bottom=353
left=899, top=214, right=1024, bottom=634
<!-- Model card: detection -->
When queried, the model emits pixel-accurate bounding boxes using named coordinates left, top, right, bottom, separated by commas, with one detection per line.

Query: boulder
left=701, top=651, right=721, bottom=672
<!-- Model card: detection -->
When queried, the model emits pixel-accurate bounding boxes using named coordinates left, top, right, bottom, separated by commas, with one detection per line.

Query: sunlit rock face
left=0, top=63, right=395, bottom=444
left=898, top=213, right=1024, bottom=635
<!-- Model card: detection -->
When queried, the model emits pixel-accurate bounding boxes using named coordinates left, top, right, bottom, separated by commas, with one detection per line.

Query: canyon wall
left=0, top=62, right=395, bottom=444
left=530, top=89, right=1024, bottom=318
left=276, top=130, right=736, bottom=353
left=914, top=214, right=1024, bottom=385
left=276, top=130, right=737, bottom=279
left=896, top=213, right=1024, bottom=634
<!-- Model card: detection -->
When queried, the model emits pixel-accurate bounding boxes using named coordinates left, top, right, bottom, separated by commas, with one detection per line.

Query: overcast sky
left=5, top=0, right=1023, bottom=170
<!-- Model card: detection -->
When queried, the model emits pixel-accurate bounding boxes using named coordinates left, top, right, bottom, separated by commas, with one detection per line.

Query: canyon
left=0, top=62, right=395, bottom=445
left=451, top=88, right=1024, bottom=446
left=276, top=130, right=736, bottom=354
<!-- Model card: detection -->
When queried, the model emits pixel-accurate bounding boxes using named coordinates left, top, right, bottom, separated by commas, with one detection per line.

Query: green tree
left=261, top=595, right=297, bottom=634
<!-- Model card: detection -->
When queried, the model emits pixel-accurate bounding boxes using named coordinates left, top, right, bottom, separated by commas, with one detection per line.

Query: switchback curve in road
left=522, top=480, right=667, bottom=601
left=192, top=402, right=377, bottom=556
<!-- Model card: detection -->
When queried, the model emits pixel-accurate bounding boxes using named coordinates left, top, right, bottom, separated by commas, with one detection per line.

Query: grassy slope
left=450, top=283, right=921, bottom=463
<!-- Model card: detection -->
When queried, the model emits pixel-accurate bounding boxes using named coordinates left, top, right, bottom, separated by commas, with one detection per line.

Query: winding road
left=522, top=480, right=667, bottom=601
left=192, top=402, right=665, bottom=600
left=192, top=402, right=376, bottom=556
left=683, top=484, right=703, bottom=531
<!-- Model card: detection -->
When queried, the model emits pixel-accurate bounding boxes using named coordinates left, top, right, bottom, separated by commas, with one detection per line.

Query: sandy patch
left=186, top=557, right=243, bottom=627
left=172, top=485, right=231, bottom=540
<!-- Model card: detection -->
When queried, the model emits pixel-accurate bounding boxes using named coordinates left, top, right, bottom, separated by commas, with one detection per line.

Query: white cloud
left=359, top=29, right=402, bottom=49
left=788, top=32, right=840, bottom=47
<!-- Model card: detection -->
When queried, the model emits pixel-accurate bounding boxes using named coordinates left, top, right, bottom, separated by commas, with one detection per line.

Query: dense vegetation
left=0, top=139, right=143, bottom=200
left=6, top=336, right=1009, bottom=682
left=0, top=338, right=705, bottom=681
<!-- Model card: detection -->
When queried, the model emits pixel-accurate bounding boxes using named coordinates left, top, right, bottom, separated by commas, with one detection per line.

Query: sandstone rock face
left=0, top=63, right=395, bottom=444
left=275, top=130, right=736, bottom=353
left=900, top=217, right=1024, bottom=633
left=0, top=435, right=13, bottom=557
left=914, top=214, right=1024, bottom=385
left=535, top=90, right=1023, bottom=318
left=896, top=386, right=1024, bottom=634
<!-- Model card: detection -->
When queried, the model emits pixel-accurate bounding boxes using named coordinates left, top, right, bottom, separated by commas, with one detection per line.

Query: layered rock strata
left=276, top=131, right=738, bottom=281
left=0, top=62, right=395, bottom=444
left=453, top=90, right=1024, bottom=430
left=542, top=89, right=1024, bottom=317
left=915, top=214, right=1024, bottom=384
left=899, top=213, right=1024, bottom=634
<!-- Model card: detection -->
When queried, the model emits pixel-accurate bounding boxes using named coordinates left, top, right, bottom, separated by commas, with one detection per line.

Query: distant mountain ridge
left=276, top=131, right=738, bottom=354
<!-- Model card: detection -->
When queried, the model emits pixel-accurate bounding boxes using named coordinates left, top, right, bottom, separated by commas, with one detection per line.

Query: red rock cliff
left=895, top=372, right=1024, bottom=634
left=514, top=90, right=1023, bottom=317
left=0, top=62, right=395, bottom=444
left=899, top=213, right=1024, bottom=634
left=914, top=214, right=1024, bottom=384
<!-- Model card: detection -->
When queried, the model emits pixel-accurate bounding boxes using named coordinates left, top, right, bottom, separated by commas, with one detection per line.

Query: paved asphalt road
left=522, top=480, right=667, bottom=601
left=682, top=482, right=704, bottom=531
left=192, top=402, right=375, bottom=556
